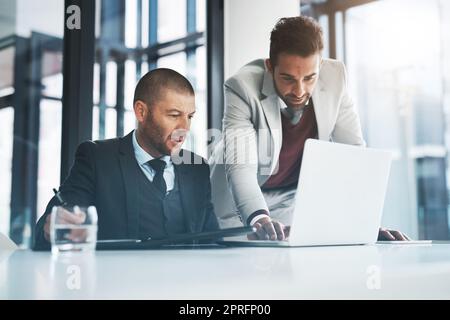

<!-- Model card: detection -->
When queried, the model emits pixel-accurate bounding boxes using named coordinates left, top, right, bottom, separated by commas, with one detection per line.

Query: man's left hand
left=378, top=227, right=411, bottom=241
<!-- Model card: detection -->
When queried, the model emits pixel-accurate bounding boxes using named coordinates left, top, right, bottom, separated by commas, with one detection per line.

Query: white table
left=1, top=243, right=450, bottom=299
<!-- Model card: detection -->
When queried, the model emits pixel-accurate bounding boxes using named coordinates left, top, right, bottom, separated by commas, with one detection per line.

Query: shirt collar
left=278, top=96, right=288, bottom=110
left=262, top=65, right=277, bottom=98
left=277, top=96, right=311, bottom=110
left=132, top=130, right=171, bottom=167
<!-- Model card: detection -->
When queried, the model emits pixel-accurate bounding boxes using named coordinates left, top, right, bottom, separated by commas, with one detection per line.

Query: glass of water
left=50, top=206, right=98, bottom=254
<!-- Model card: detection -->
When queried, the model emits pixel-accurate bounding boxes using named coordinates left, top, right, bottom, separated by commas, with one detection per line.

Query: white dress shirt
left=132, top=130, right=175, bottom=193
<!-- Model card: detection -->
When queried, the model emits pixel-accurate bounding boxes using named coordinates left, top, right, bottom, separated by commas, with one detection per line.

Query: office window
left=188, top=46, right=207, bottom=157
left=0, top=47, right=15, bottom=95
left=0, top=43, right=14, bottom=237
left=334, top=11, right=344, bottom=62
left=93, top=0, right=207, bottom=156
left=346, top=0, right=450, bottom=239
left=124, top=60, right=137, bottom=111
left=105, top=61, right=118, bottom=108
left=306, top=0, right=450, bottom=239
left=0, top=0, right=63, bottom=246
left=0, top=108, right=14, bottom=237
left=41, top=51, right=63, bottom=99
left=157, top=51, right=187, bottom=75
left=38, top=99, right=62, bottom=220
left=158, top=0, right=187, bottom=42
left=301, top=0, right=450, bottom=239
left=105, top=108, right=118, bottom=138
left=93, top=63, right=100, bottom=105
left=93, top=106, right=100, bottom=141
left=0, top=0, right=217, bottom=246
left=318, top=15, right=329, bottom=59
left=317, top=11, right=345, bottom=62
left=125, top=0, right=139, bottom=48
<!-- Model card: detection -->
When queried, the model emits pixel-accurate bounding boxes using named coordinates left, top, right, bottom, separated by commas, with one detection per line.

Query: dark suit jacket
left=34, top=131, right=219, bottom=250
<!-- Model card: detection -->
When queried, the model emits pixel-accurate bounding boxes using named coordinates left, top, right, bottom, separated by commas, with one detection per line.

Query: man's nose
left=293, top=80, right=306, bottom=97
left=177, top=116, right=190, bottom=130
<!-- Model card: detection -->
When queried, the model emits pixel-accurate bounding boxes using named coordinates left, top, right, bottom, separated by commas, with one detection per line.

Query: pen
left=53, top=188, right=66, bottom=206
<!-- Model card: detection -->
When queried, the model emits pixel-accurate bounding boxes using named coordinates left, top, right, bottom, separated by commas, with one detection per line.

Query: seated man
left=34, top=68, right=219, bottom=250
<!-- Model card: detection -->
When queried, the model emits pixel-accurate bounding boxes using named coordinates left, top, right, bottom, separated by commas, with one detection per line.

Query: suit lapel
left=118, top=132, right=140, bottom=238
left=174, top=161, right=197, bottom=233
left=312, top=73, right=332, bottom=141
left=261, top=71, right=282, bottom=175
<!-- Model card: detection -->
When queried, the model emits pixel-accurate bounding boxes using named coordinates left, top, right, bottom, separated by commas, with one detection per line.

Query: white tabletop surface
left=1, top=243, right=450, bottom=299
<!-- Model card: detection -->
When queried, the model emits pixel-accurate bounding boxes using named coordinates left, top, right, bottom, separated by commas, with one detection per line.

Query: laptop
left=219, top=139, right=394, bottom=247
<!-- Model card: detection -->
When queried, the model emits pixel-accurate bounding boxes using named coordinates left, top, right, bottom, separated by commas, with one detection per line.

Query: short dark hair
left=269, top=16, right=324, bottom=66
left=133, top=68, right=194, bottom=106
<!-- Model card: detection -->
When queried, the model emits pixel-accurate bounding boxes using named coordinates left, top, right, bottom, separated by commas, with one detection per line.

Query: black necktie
left=148, top=159, right=167, bottom=195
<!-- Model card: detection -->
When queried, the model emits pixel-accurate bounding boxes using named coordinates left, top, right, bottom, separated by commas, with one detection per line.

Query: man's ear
left=134, top=100, right=148, bottom=123
left=265, top=58, right=273, bottom=73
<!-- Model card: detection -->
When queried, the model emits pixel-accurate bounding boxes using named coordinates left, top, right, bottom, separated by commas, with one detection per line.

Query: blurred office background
left=0, top=0, right=449, bottom=247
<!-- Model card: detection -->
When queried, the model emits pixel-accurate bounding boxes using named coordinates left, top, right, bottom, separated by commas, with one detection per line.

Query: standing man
left=35, top=68, right=219, bottom=250
left=209, top=16, right=409, bottom=242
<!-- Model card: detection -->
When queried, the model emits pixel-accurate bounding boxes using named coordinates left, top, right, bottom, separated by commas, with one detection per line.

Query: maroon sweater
left=262, top=104, right=318, bottom=190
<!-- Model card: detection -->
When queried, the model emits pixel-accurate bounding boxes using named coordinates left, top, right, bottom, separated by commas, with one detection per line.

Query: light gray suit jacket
left=209, top=59, right=365, bottom=228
